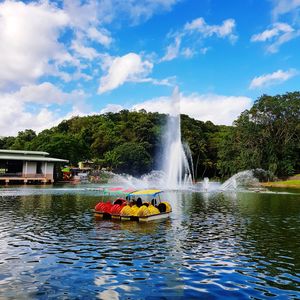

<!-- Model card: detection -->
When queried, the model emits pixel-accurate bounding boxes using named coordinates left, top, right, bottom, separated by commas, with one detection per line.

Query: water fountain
left=101, top=87, right=194, bottom=190
left=203, top=177, right=209, bottom=192
left=161, top=87, right=193, bottom=189
left=220, top=170, right=259, bottom=191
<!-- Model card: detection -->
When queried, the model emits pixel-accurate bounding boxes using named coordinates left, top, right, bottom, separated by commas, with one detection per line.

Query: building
left=0, top=149, right=68, bottom=184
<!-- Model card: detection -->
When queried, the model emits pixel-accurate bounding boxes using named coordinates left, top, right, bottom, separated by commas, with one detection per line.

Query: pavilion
left=0, top=149, right=68, bottom=184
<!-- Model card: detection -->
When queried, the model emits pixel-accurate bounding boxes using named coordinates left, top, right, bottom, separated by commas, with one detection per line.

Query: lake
left=0, top=185, right=300, bottom=299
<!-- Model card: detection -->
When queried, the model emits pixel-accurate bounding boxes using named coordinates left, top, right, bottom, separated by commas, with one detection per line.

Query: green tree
left=10, top=129, right=37, bottom=150
left=114, top=142, right=152, bottom=176
left=103, top=151, right=122, bottom=171
left=217, top=92, right=300, bottom=177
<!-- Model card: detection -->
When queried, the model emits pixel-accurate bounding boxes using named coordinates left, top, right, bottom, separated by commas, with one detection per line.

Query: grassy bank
left=261, top=175, right=300, bottom=188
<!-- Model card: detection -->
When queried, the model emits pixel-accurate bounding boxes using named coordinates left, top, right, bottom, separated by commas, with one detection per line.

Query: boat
left=94, top=189, right=172, bottom=222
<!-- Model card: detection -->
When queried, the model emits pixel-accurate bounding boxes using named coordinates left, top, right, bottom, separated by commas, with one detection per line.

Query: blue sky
left=0, top=0, right=300, bottom=135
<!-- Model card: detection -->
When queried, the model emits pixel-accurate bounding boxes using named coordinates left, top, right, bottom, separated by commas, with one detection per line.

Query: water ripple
left=0, top=190, right=300, bottom=299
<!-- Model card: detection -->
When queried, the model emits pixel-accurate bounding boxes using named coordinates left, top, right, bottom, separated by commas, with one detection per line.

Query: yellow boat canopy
left=129, top=189, right=162, bottom=196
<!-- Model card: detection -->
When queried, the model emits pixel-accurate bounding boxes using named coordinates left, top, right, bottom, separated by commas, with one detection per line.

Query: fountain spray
left=162, top=87, right=193, bottom=189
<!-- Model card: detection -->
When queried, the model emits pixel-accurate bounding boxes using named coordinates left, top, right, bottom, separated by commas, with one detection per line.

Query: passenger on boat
left=129, top=200, right=136, bottom=207
left=136, top=197, right=143, bottom=207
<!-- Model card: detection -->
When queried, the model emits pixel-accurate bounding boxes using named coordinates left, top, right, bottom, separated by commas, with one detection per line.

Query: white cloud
left=100, top=104, right=124, bottom=114
left=200, top=47, right=210, bottom=54
left=115, top=0, right=180, bottom=24
left=98, top=53, right=153, bottom=93
left=0, top=0, right=181, bottom=94
left=71, top=40, right=99, bottom=60
left=0, top=94, right=58, bottom=136
left=271, top=0, right=300, bottom=18
left=162, top=17, right=237, bottom=61
left=87, top=27, right=112, bottom=47
left=181, top=47, right=196, bottom=58
left=0, top=1, right=69, bottom=87
left=249, top=69, right=298, bottom=89
left=98, top=90, right=252, bottom=125
left=0, top=0, right=182, bottom=91
left=251, top=23, right=294, bottom=42
left=161, top=35, right=182, bottom=62
left=100, top=93, right=250, bottom=125
left=0, top=83, right=87, bottom=136
left=64, top=0, right=180, bottom=26
left=250, top=22, right=299, bottom=53
left=184, top=17, right=237, bottom=41
left=64, top=0, right=108, bottom=30
left=266, top=30, right=300, bottom=53
left=139, top=76, right=176, bottom=87
left=15, top=83, right=72, bottom=105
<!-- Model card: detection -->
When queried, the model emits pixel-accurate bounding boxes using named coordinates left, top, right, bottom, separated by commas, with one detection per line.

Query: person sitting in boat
left=151, top=198, right=157, bottom=206
left=129, top=200, right=136, bottom=207
left=136, top=197, right=143, bottom=207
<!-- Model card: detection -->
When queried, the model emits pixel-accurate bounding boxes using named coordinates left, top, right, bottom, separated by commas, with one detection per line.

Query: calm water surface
left=0, top=186, right=300, bottom=299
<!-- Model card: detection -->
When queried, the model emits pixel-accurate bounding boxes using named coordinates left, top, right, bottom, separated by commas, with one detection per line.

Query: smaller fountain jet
left=203, top=177, right=209, bottom=192
left=220, top=170, right=259, bottom=191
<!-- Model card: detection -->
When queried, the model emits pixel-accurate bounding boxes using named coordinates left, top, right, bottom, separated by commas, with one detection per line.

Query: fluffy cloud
left=71, top=40, right=100, bottom=60
left=0, top=83, right=87, bottom=136
left=100, top=104, right=124, bottom=114
left=162, top=17, right=237, bottom=61
left=271, top=0, right=300, bottom=18
left=98, top=53, right=153, bottom=93
left=0, top=94, right=58, bottom=136
left=132, top=94, right=251, bottom=125
left=251, top=23, right=293, bottom=42
left=101, top=92, right=252, bottom=125
left=87, top=27, right=112, bottom=47
left=251, top=22, right=299, bottom=53
left=0, top=1, right=69, bottom=87
left=63, top=0, right=113, bottom=66
left=0, top=0, right=181, bottom=94
left=249, top=69, right=298, bottom=89
left=184, top=17, right=237, bottom=41
left=14, top=83, right=72, bottom=105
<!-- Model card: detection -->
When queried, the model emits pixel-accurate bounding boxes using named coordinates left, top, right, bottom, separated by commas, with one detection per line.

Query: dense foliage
left=1, top=92, right=299, bottom=178
left=218, top=92, right=300, bottom=177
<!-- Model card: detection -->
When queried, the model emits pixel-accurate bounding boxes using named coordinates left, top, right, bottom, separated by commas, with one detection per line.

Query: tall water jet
left=162, top=87, right=193, bottom=189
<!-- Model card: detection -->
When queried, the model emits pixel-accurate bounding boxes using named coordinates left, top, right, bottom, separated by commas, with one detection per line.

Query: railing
left=0, top=173, right=53, bottom=179
left=0, top=172, right=23, bottom=177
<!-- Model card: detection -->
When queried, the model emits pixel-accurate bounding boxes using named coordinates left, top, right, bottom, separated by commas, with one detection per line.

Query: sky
left=0, top=0, right=300, bottom=136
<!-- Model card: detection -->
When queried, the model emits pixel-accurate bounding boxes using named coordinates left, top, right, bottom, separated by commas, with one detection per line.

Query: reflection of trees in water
left=236, top=192, right=300, bottom=292
left=172, top=191, right=300, bottom=296
left=0, top=194, right=101, bottom=238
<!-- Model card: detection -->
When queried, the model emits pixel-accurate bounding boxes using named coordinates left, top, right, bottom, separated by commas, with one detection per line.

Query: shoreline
left=261, top=179, right=300, bottom=189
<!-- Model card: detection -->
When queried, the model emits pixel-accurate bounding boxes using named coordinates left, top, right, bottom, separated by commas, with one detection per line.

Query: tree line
left=1, top=92, right=299, bottom=179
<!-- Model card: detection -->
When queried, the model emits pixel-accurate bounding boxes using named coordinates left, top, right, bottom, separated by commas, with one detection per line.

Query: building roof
left=0, top=149, right=49, bottom=156
left=0, top=149, right=68, bottom=163
left=0, top=154, right=68, bottom=163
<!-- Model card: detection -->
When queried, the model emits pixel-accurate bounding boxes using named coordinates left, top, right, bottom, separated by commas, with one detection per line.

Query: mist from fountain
left=220, top=170, right=259, bottom=191
left=203, top=177, right=209, bottom=191
left=161, top=87, right=193, bottom=190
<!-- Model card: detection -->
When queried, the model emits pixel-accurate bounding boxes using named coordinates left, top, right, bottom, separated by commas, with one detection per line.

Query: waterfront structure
left=0, top=149, right=68, bottom=184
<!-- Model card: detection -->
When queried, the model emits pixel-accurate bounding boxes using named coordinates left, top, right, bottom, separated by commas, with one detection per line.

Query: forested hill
left=1, top=92, right=299, bottom=178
